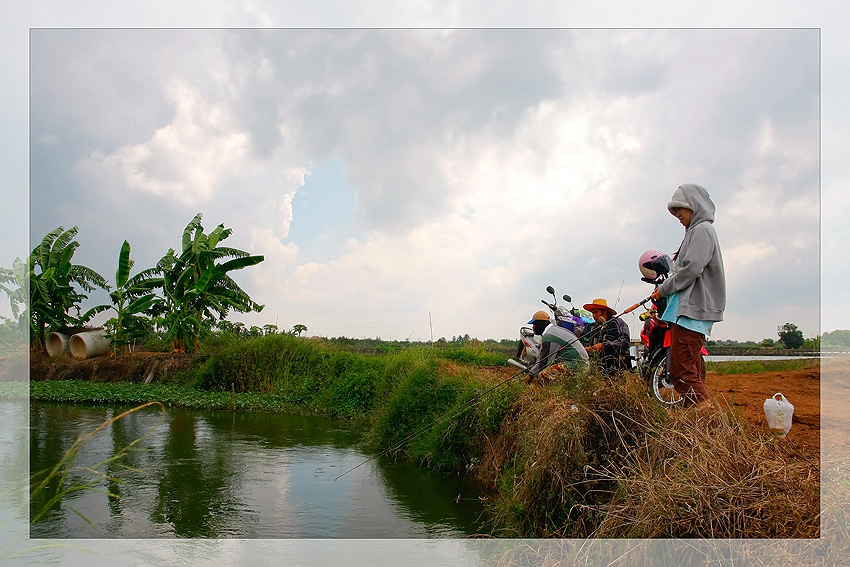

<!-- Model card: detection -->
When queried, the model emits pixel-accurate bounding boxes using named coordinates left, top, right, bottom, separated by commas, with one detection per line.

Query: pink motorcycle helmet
left=639, top=249, right=673, bottom=280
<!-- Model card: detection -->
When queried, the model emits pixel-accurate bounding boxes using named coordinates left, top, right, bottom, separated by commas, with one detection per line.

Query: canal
left=28, top=400, right=491, bottom=539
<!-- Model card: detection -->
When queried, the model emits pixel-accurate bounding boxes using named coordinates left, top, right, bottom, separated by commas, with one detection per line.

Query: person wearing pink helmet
left=650, top=184, right=726, bottom=408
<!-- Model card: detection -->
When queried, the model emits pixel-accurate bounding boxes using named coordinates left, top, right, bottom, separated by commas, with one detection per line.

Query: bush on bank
left=193, top=334, right=495, bottom=419
left=193, top=334, right=523, bottom=472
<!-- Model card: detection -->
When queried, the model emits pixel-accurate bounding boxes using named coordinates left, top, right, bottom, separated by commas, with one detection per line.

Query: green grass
left=18, top=380, right=307, bottom=413
left=707, top=357, right=819, bottom=374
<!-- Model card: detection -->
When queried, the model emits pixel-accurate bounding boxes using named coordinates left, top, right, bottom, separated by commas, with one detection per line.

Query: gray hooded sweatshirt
left=658, top=184, right=726, bottom=322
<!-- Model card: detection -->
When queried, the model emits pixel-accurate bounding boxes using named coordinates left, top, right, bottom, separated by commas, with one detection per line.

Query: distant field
left=706, top=357, right=820, bottom=374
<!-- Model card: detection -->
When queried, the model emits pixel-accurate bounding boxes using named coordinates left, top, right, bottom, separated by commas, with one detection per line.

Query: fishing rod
left=568, top=293, right=653, bottom=347
left=335, top=293, right=655, bottom=482
left=618, top=295, right=654, bottom=316
left=570, top=293, right=655, bottom=362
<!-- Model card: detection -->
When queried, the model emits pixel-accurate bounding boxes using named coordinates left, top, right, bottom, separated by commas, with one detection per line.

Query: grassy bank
left=476, top=372, right=819, bottom=538
left=707, top=357, right=820, bottom=374
left=20, top=334, right=527, bottom=476
left=15, top=334, right=822, bottom=538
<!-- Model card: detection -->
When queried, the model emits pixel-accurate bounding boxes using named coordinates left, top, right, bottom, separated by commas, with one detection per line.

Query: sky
left=20, top=26, right=823, bottom=343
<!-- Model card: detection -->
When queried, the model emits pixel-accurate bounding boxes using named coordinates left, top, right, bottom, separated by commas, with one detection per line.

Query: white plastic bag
left=763, top=393, right=794, bottom=437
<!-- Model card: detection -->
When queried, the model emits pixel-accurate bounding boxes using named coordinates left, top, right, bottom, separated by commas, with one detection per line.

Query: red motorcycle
left=637, top=250, right=709, bottom=406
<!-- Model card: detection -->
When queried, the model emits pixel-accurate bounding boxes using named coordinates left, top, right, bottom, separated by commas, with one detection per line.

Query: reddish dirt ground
left=479, top=358, right=833, bottom=457
left=707, top=366, right=820, bottom=452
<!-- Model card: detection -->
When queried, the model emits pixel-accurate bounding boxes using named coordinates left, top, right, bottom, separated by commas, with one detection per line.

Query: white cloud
left=250, top=225, right=299, bottom=277
left=723, top=241, right=778, bottom=269
left=270, top=166, right=307, bottom=237
left=78, top=79, right=254, bottom=205
left=440, top=94, right=648, bottom=254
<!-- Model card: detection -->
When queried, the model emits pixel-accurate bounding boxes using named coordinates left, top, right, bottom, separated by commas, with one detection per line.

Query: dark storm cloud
left=214, top=29, right=572, bottom=233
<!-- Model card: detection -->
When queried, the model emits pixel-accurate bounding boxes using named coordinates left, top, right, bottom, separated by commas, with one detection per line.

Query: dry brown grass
left=586, top=396, right=820, bottom=538
left=476, top=371, right=822, bottom=540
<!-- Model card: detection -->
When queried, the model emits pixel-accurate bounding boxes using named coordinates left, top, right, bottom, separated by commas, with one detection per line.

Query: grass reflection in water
left=29, top=402, right=489, bottom=538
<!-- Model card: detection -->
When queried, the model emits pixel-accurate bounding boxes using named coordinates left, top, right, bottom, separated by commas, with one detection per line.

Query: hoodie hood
left=670, top=183, right=715, bottom=228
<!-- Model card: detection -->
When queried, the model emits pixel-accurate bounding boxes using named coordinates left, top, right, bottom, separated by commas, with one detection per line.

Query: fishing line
left=336, top=327, right=602, bottom=481
left=334, top=294, right=654, bottom=482
left=614, top=279, right=624, bottom=309
left=334, top=363, right=529, bottom=481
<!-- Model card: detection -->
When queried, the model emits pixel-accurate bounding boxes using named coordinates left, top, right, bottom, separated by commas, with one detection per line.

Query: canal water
left=28, top=401, right=491, bottom=539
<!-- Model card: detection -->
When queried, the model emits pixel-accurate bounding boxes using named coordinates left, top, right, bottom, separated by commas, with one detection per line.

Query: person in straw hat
left=581, top=298, right=631, bottom=375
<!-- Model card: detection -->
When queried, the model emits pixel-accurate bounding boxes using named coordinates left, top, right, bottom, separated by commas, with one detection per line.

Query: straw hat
left=583, top=298, right=616, bottom=317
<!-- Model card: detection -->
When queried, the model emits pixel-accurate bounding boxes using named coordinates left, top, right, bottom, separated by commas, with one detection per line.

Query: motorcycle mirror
left=563, top=294, right=571, bottom=303
left=545, top=285, right=555, bottom=296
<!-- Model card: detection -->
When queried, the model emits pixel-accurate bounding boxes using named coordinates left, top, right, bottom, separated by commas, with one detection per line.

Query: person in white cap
left=526, top=310, right=589, bottom=384
left=650, top=183, right=726, bottom=408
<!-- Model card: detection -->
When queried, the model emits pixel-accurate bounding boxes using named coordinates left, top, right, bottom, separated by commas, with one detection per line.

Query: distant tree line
left=706, top=322, right=820, bottom=351
left=822, top=329, right=850, bottom=348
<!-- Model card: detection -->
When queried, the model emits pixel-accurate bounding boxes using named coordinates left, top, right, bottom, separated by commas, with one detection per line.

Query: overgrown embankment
left=476, top=374, right=820, bottom=538
left=15, top=334, right=822, bottom=538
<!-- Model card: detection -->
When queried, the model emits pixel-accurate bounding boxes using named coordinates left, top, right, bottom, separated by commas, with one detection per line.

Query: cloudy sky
left=22, top=26, right=822, bottom=343
left=3, top=2, right=846, bottom=348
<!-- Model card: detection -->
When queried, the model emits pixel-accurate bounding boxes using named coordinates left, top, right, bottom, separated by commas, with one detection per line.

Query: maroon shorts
left=669, top=323, right=709, bottom=406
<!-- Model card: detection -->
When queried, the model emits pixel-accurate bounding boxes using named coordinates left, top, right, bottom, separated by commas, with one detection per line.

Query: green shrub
left=369, top=359, right=522, bottom=472
left=435, top=343, right=510, bottom=366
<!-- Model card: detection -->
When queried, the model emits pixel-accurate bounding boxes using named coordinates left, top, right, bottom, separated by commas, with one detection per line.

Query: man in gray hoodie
left=650, top=184, right=726, bottom=407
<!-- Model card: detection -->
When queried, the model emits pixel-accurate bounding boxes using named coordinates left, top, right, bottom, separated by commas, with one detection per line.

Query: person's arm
left=658, top=226, right=716, bottom=297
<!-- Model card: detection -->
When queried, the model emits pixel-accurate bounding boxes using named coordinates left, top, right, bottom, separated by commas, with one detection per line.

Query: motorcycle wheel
left=647, top=353, right=683, bottom=406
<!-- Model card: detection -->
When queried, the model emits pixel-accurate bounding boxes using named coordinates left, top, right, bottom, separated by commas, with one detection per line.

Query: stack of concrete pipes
left=46, top=330, right=111, bottom=359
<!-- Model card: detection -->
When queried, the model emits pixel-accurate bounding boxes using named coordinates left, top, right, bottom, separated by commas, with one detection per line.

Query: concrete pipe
left=69, top=330, right=111, bottom=359
left=46, top=332, right=70, bottom=357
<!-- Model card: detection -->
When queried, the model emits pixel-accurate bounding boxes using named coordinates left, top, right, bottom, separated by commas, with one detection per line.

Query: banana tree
left=0, top=259, right=27, bottom=337
left=27, top=227, right=110, bottom=350
left=106, top=240, right=162, bottom=353
left=156, top=214, right=264, bottom=352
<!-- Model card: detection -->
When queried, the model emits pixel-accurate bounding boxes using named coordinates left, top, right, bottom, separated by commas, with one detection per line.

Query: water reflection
left=377, top=459, right=492, bottom=536
left=29, top=402, right=489, bottom=538
left=149, top=410, right=246, bottom=537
